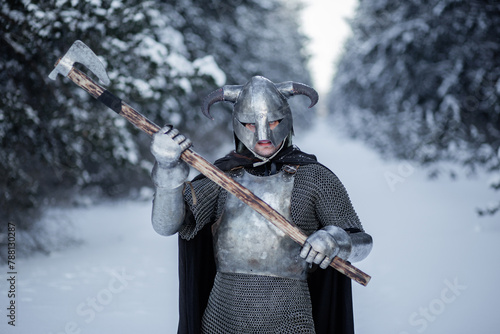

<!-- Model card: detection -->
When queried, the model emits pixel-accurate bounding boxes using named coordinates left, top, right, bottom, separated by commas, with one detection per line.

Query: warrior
left=150, top=76, right=373, bottom=334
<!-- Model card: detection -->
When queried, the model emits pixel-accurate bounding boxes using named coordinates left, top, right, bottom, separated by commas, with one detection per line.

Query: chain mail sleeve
left=178, top=176, right=226, bottom=240
left=291, top=164, right=364, bottom=234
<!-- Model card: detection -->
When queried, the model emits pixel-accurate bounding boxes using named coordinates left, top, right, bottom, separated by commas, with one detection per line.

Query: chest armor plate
left=212, top=168, right=309, bottom=280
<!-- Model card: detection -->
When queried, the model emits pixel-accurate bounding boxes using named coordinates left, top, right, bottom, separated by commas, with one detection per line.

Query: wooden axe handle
left=65, top=66, right=371, bottom=286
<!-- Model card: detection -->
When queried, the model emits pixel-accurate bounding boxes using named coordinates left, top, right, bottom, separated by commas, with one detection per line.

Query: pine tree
left=0, top=0, right=312, bottom=258
left=330, top=0, right=500, bottom=215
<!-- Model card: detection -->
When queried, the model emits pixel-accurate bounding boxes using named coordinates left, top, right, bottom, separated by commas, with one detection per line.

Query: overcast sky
left=300, top=0, right=357, bottom=94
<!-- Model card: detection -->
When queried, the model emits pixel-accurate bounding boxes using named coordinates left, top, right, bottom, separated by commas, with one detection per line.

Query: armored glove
left=300, top=226, right=372, bottom=269
left=150, top=126, right=192, bottom=236
left=300, top=226, right=351, bottom=269
left=150, top=125, right=191, bottom=188
left=151, top=125, right=191, bottom=167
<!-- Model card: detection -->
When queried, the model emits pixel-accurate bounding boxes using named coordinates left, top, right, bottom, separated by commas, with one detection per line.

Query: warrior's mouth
left=257, top=140, right=273, bottom=146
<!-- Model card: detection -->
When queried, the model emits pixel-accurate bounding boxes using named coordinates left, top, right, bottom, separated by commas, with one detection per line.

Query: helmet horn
left=201, top=85, right=243, bottom=120
left=275, top=81, right=319, bottom=108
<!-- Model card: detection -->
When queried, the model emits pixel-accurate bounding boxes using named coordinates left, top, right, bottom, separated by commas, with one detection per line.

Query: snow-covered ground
left=1, top=120, right=499, bottom=334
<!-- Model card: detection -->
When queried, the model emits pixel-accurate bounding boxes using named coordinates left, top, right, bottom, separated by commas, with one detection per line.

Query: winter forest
left=330, top=0, right=500, bottom=213
left=1, top=0, right=313, bottom=255
left=1, top=0, right=500, bottom=333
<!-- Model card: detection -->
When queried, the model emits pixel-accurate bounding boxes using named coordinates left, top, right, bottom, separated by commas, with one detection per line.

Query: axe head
left=49, top=40, right=110, bottom=86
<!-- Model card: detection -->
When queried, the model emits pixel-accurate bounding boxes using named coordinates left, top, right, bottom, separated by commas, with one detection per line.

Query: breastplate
left=212, top=168, right=309, bottom=280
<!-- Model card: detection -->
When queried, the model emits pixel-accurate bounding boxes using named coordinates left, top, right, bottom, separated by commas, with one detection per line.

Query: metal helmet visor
left=233, top=111, right=292, bottom=149
left=232, top=77, right=293, bottom=151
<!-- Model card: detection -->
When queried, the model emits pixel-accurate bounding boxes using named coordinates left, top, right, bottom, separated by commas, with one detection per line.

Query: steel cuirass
left=212, top=168, right=310, bottom=280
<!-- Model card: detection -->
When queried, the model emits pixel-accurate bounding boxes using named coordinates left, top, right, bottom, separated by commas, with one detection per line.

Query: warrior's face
left=231, top=76, right=293, bottom=158
left=243, top=120, right=282, bottom=157
left=201, top=76, right=318, bottom=159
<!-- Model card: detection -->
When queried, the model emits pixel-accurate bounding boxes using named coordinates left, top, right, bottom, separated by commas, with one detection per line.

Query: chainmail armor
left=291, top=164, right=363, bottom=234
left=178, top=163, right=363, bottom=333
left=180, top=163, right=363, bottom=240
left=201, top=272, right=315, bottom=334
left=179, top=178, right=227, bottom=240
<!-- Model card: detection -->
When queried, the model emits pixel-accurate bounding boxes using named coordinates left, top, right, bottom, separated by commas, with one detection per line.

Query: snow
left=300, top=0, right=357, bottom=94
left=489, top=174, right=500, bottom=189
left=1, top=120, right=499, bottom=334
left=295, top=122, right=500, bottom=334
left=1, top=202, right=178, bottom=333
left=166, top=53, right=194, bottom=77
left=137, top=36, right=169, bottom=65
left=193, top=56, right=227, bottom=87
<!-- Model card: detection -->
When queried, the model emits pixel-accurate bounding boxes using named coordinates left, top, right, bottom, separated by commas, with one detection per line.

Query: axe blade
left=49, top=40, right=110, bottom=86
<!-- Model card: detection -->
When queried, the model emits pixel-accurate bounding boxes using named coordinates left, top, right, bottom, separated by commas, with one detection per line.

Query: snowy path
left=2, top=120, right=499, bottom=334
left=1, top=201, right=179, bottom=334
left=296, top=122, right=500, bottom=334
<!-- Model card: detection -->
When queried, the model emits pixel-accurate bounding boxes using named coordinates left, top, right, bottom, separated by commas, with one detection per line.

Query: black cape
left=177, top=146, right=355, bottom=334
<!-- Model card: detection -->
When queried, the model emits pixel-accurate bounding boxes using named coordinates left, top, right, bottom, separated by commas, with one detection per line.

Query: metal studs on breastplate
left=283, top=165, right=298, bottom=174
left=282, top=165, right=298, bottom=182
left=229, top=168, right=244, bottom=178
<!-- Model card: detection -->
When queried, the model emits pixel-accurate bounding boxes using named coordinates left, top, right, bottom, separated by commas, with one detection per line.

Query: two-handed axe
left=49, top=40, right=371, bottom=286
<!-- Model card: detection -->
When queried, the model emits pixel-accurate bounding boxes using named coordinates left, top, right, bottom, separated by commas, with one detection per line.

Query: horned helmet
left=202, top=76, right=318, bottom=158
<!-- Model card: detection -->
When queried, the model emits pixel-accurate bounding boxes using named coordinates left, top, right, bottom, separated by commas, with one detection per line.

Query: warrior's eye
left=269, top=120, right=280, bottom=130
left=244, top=123, right=256, bottom=132
left=243, top=120, right=281, bottom=132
